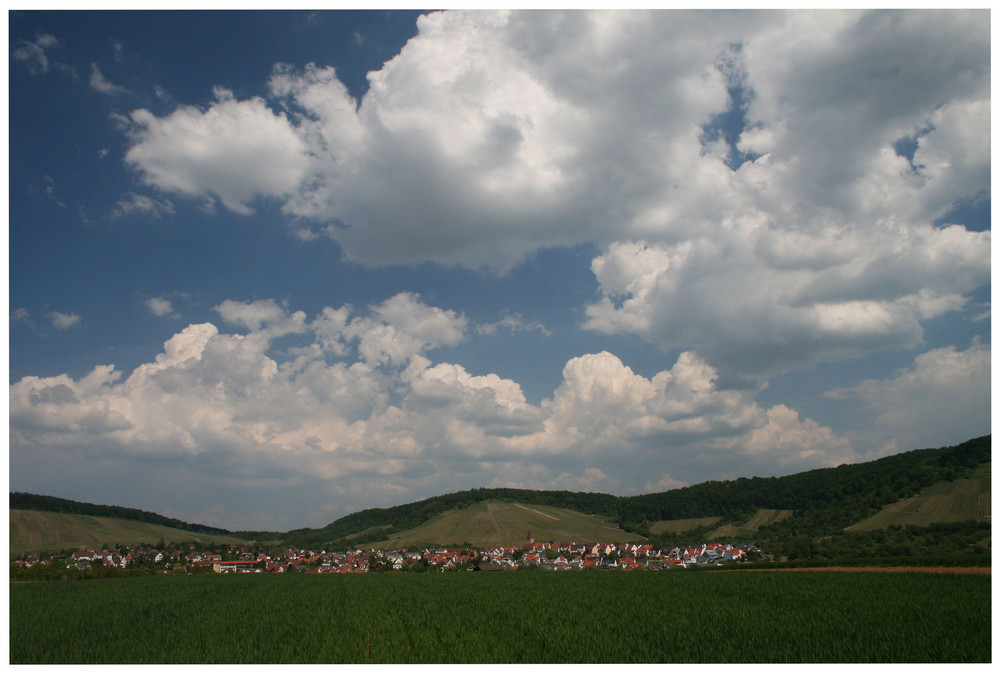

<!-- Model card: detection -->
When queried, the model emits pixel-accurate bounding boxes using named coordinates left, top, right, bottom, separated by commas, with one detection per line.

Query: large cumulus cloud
left=11, top=294, right=864, bottom=528
left=118, top=9, right=989, bottom=382
left=584, top=221, right=989, bottom=378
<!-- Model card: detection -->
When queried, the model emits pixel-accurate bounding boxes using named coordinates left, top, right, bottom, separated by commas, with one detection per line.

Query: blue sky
left=9, top=9, right=991, bottom=531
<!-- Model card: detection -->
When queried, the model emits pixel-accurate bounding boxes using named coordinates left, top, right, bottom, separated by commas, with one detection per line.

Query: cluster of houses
left=15, top=546, right=175, bottom=571
left=372, top=540, right=761, bottom=572
left=14, top=538, right=761, bottom=574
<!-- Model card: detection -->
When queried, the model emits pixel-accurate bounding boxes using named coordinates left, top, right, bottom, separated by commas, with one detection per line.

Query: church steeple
left=527, top=530, right=534, bottom=544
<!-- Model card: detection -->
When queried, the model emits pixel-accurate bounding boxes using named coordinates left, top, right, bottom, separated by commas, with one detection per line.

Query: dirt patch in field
left=743, top=566, right=990, bottom=575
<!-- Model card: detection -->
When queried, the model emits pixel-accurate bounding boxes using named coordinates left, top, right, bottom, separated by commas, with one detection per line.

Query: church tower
left=527, top=530, right=534, bottom=544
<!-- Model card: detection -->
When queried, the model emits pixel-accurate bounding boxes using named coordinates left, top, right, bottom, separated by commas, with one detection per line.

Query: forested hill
left=11, top=436, right=989, bottom=548
left=8, top=492, right=233, bottom=537
left=283, top=435, right=990, bottom=548
left=617, top=435, right=990, bottom=527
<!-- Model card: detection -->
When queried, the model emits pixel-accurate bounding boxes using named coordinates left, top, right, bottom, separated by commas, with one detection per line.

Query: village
left=13, top=533, right=763, bottom=574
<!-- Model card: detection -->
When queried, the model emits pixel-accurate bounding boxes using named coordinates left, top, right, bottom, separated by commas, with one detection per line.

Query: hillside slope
left=369, top=501, right=645, bottom=549
left=10, top=492, right=233, bottom=536
left=285, top=435, right=989, bottom=549
left=10, top=510, right=249, bottom=556
left=707, top=509, right=795, bottom=540
left=845, top=463, right=990, bottom=532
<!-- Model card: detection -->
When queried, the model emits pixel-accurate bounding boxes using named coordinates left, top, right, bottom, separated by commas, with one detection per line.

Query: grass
left=10, top=571, right=990, bottom=663
left=9, top=510, right=249, bottom=556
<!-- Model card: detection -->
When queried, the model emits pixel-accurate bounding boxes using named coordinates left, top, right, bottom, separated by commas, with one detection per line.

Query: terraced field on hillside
left=846, top=465, right=991, bottom=532
left=369, top=501, right=644, bottom=549
left=710, top=509, right=795, bottom=540
left=649, top=516, right=722, bottom=535
left=10, top=510, right=248, bottom=556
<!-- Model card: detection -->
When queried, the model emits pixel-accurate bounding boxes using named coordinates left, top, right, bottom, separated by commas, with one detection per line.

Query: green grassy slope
left=369, top=501, right=645, bottom=548
left=648, top=516, right=722, bottom=535
left=845, top=463, right=990, bottom=532
left=10, top=510, right=249, bottom=556
left=709, top=509, right=795, bottom=540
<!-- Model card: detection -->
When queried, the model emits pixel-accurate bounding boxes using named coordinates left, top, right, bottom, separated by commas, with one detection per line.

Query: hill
left=10, top=510, right=249, bottom=556
left=367, top=501, right=645, bottom=549
left=10, top=436, right=990, bottom=562
left=282, top=435, right=989, bottom=551
left=9, top=492, right=234, bottom=536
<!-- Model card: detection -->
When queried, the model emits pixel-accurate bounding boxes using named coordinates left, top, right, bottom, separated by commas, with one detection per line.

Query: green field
left=370, top=500, right=644, bottom=548
left=710, top=508, right=796, bottom=540
left=649, top=516, right=723, bottom=535
left=847, top=463, right=991, bottom=532
left=9, top=571, right=990, bottom=663
left=9, top=510, right=249, bottom=556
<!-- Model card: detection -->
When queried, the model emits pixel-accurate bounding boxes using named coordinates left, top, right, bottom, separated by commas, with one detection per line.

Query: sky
left=8, top=9, right=992, bottom=532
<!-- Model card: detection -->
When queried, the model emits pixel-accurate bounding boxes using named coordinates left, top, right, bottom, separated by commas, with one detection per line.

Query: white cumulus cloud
left=115, top=10, right=989, bottom=382
left=146, top=297, right=176, bottom=317
left=11, top=294, right=861, bottom=528
left=123, top=88, right=311, bottom=215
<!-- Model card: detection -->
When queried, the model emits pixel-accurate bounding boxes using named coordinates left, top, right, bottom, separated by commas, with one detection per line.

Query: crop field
left=709, top=508, right=795, bottom=540
left=9, top=510, right=248, bottom=556
left=371, top=501, right=644, bottom=548
left=847, top=465, right=991, bottom=532
left=649, top=516, right=723, bottom=535
left=10, top=570, right=990, bottom=663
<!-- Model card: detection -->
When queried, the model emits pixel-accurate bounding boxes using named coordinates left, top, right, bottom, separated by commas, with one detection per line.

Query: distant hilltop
left=10, top=436, right=990, bottom=561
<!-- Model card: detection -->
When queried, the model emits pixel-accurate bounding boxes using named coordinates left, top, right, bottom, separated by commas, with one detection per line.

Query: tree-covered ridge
left=11, top=436, right=989, bottom=550
left=285, top=435, right=990, bottom=548
left=618, top=435, right=990, bottom=529
left=8, top=492, right=233, bottom=537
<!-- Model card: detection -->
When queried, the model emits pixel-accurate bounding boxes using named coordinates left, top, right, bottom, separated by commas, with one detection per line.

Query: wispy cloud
left=49, top=311, right=82, bottom=329
left=44, top=176, right=66, bottom=208
left=12, top=33, right=58, bottom=74
left=109, top=192, right=175, bottom=219
left=11, top=308, right=35, bottom=329
left=89, top=63, right=129, bottom=96
left=477, top=312, right=551, bottom=337
left=12, top=33, right=75, bottom=77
